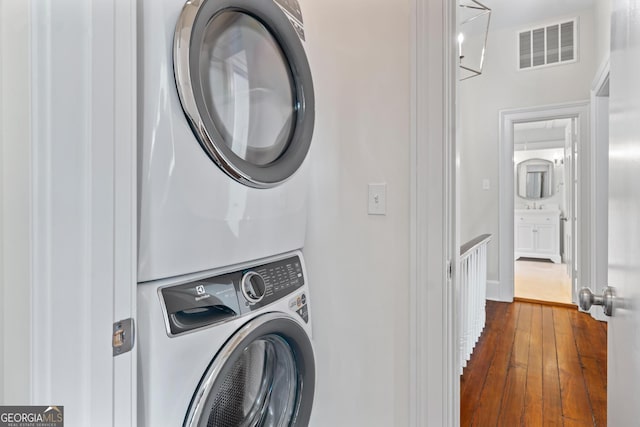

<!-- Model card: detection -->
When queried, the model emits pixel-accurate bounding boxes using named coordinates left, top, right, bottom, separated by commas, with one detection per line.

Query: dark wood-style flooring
left=461, top=300, right=607, bottom=426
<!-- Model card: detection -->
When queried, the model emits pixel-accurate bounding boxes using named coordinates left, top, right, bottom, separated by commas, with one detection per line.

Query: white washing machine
left=138, top=0, right=315, bottom=282
left=138, top=251, right=315, bottom=426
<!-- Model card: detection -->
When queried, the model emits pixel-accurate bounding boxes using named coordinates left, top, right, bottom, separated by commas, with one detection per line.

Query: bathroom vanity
left=514, top=209, right=561, bottom=263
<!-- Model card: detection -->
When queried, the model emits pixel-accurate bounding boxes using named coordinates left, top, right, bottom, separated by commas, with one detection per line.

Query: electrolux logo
left=194, top=284, right=211, bottom=302
left=0, top=406, right=63, bottom=427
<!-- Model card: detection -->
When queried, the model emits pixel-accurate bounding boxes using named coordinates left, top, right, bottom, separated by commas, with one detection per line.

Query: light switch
left=368, top=183, right=387, bottom=215
left=482, top=179, right=490, bottom=190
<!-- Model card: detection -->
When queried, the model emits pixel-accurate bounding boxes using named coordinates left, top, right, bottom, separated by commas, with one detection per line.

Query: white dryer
left=138, top=0, right=315, bottom=282
left=137, top=251, right=315, bottom=426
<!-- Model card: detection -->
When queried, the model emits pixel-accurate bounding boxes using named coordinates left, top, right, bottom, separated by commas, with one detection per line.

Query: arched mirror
left=516, top=158, right=554, bottom=199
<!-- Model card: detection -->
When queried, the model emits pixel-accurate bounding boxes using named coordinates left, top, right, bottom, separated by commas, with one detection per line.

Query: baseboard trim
left=514, top=297, right=576, bottom=309
left=486, top=280, right=502, bottom=301
left=589, top=309, right=609, bottom=323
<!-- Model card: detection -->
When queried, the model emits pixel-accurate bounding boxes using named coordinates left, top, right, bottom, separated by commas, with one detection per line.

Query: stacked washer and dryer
left=137, top=0, right=316, bottom=425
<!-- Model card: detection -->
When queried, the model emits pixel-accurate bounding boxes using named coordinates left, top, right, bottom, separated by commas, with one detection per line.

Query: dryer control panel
left=160, top=255, right=307, bottom=336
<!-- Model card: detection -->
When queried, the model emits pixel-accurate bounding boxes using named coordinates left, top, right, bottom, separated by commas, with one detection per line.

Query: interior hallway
left=461, top=300, right=607, bottom=426
left=515, top=259, right=573, bottom=305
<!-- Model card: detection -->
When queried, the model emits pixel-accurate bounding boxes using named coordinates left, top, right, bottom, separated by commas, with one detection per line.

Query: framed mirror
left=516, top=158, right=554, bottom=199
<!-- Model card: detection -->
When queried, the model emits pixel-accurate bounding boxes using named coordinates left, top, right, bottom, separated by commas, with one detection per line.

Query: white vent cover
left=518, top=19, right=576, bottom=70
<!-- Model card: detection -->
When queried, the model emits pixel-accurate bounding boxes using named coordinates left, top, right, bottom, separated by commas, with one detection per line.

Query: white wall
left=595, top=0, right=612, bottom=64
left=0, top=0, right=31, bottom=404
left=303, top=0, right=410, bottom=425
left=459, top=7, right=598, bottom=283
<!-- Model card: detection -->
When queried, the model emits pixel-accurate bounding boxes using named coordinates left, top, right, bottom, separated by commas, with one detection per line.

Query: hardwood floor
left=461, top=301, right=607, bottom=426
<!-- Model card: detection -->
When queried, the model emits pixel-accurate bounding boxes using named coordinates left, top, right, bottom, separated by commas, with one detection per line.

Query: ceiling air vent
left=518, top=19, right=576, bottom=70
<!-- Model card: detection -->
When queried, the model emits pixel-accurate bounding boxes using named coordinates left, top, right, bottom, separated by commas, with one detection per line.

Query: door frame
left=589, top=57, right=610, bottom=322
left=409, top=0, right=457, bottom=425
left=498, top=101, right=590, bottom=303
left=28, top=0, right=137, bottom=424
left=0, top=0, right=32, bottom=403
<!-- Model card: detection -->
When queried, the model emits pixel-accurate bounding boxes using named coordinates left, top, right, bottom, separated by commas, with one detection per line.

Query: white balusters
left=459, top=234, right=491, bottom=374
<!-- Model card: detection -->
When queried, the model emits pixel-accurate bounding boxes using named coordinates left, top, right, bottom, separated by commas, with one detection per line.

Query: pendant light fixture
left=459, top=0, right=492, bottom=80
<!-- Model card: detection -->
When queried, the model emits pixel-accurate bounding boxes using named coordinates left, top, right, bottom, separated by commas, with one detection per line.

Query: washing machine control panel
left=240, top=256, right=305, bottom=310
left=241, top=271, right=267, bottom=303
left=161, top=255, right=306, bottom=336
left=289, top=292, right=309, bottom=323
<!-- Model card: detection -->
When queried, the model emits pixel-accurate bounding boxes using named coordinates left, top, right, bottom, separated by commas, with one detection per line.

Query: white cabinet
left=514, top=210, right=561, bottom=263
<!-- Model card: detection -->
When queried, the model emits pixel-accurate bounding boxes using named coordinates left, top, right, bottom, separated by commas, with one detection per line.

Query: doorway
left=497, top=102, right=590, bottom=305
left=513, top=118, right=574, bottom=305
left=454, top=0, right=615, bottom=425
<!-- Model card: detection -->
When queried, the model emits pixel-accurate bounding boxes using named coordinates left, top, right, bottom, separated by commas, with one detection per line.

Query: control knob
left=241, top=271, right=266, bottom=304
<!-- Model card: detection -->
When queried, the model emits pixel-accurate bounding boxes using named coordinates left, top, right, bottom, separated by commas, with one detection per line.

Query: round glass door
left=201, top=12, right=295, bottom=167
left=205, top=335, right=296, bottom=426
left=184, top=313, right=315, bottom=427
left=175, top=0, right=315, bottom=188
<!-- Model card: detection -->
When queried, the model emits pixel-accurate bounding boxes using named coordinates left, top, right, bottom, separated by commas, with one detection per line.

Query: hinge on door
left=447, top=260, right=453, bottom=280
left=113, top=318, right=135, bottom=356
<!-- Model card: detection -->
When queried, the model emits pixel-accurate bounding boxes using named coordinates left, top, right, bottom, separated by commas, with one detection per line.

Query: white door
left=571, top=118, right=580, bottom=302
left=563, top=121, right=574, bottom=277
left=607, top=0, right=640, bottom=424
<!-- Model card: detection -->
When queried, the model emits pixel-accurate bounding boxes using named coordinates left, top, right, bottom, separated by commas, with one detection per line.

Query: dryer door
left=184, top=312, right=315, bottom=427
left=174, top=0, right=314, bottom=189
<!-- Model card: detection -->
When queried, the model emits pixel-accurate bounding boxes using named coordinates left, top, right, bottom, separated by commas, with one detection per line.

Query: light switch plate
left=368, top=183, right=387, bottom=215
left=482, top=179, right=490, bottom=190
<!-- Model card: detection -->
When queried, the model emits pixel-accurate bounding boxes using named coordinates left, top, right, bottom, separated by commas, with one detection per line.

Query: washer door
left=184, top=313, right=315, bottom=427
left=174, top=0, right=314, bottom=188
